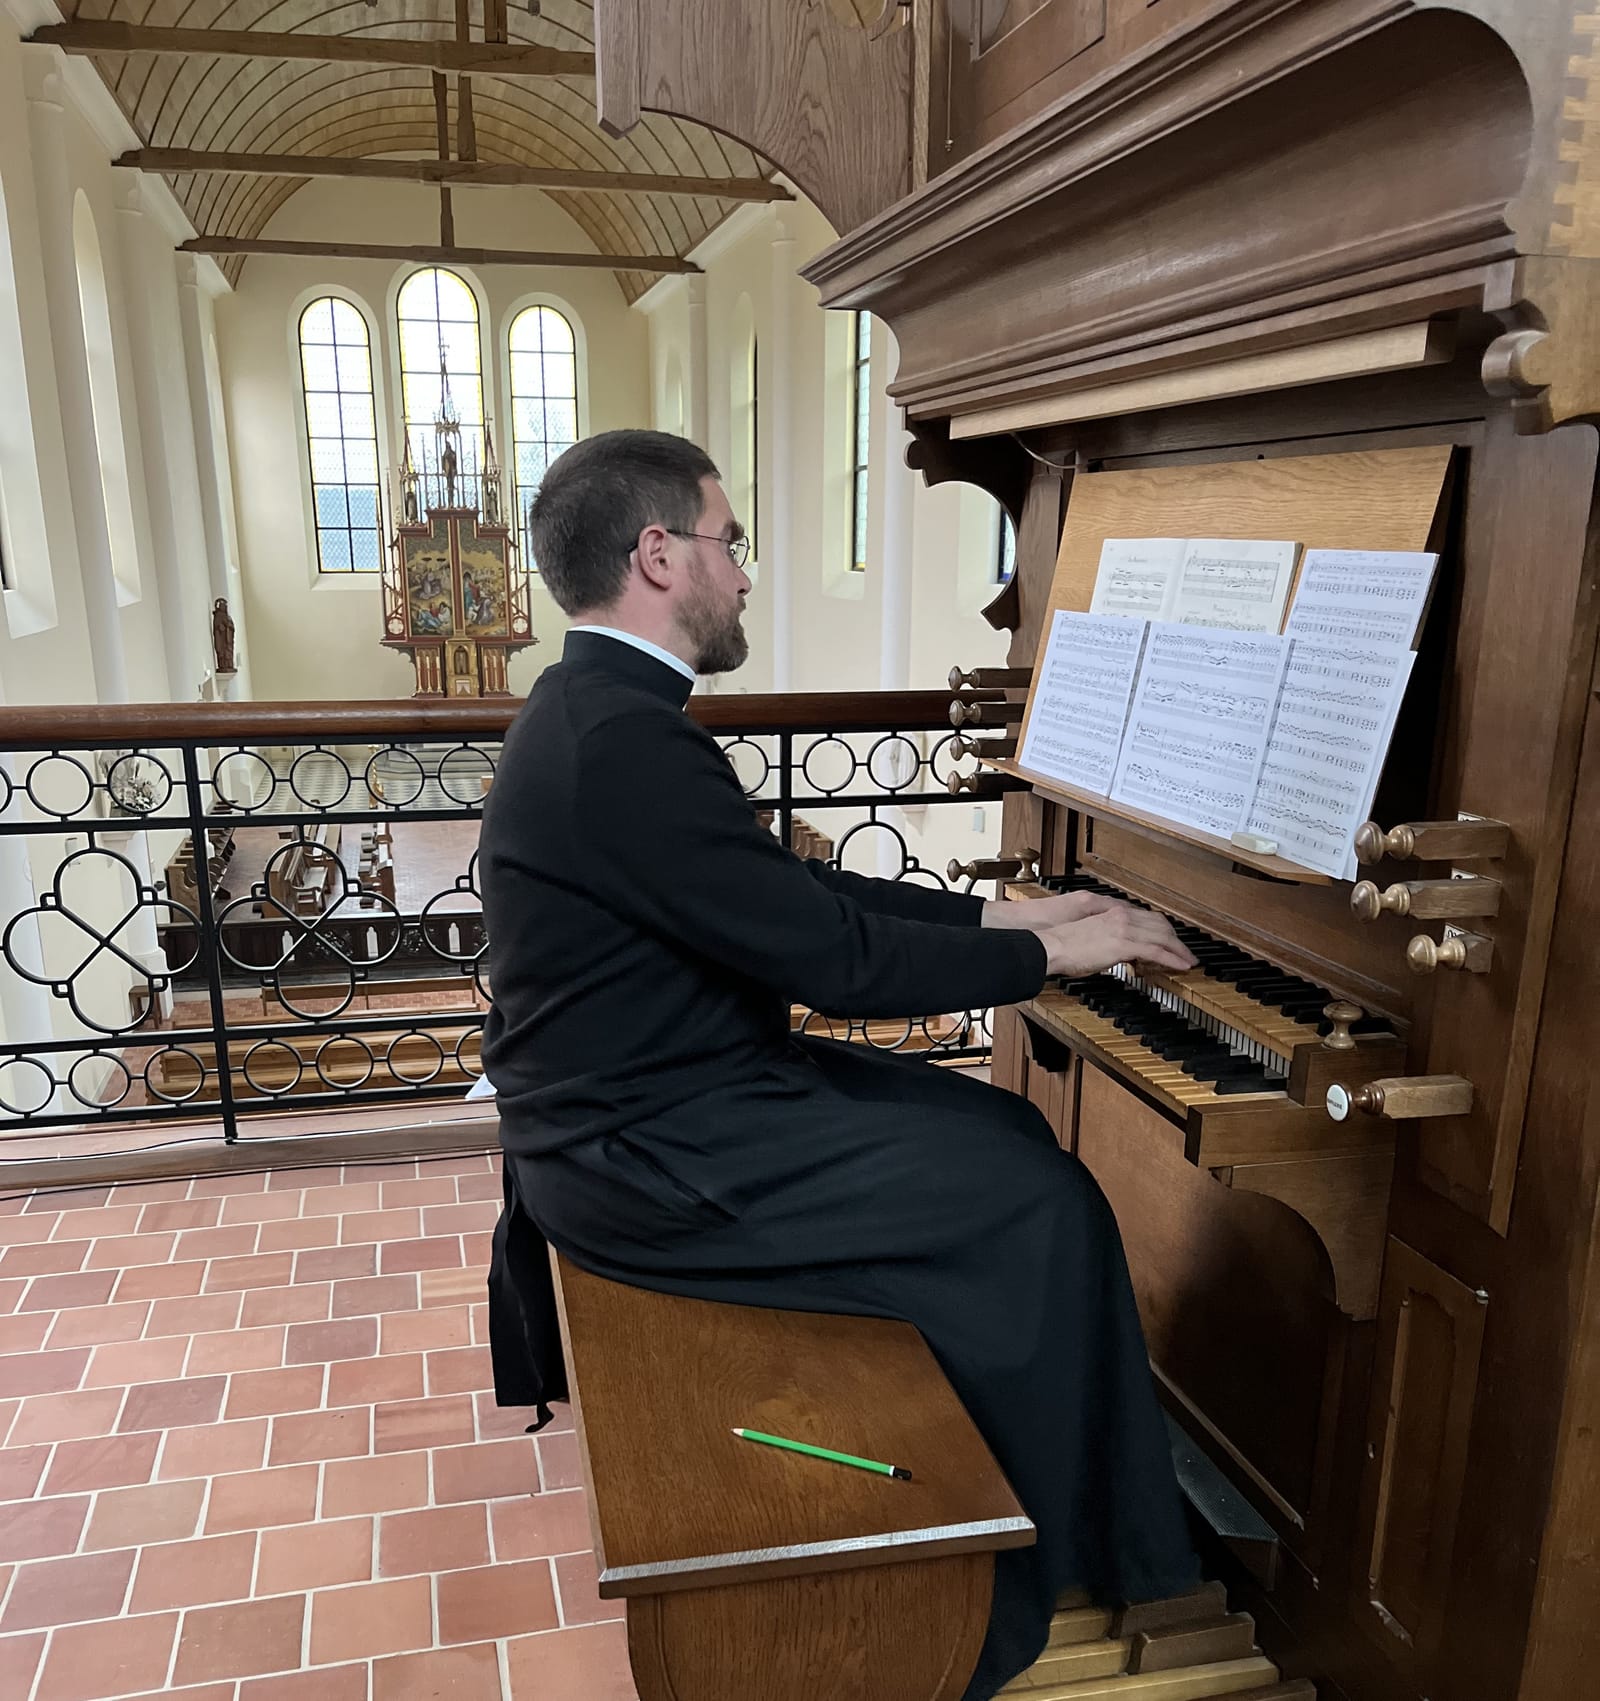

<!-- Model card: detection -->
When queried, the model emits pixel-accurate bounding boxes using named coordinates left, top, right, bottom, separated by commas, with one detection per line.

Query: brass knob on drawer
left=1354, top=818, right=1510, bottom=864
left=949, top=665, right=1033, bottom=691
left=1406, top=931, right=1494, bottom=974
left=1351, top=877, right=1501, bottom=922
left=949, top=733, right=1018, bottom=760
left=948, top=857, right=1024, bottom=881
left=1325, top=1075, right=1474, bottom=1123
left=948, top=699, right=1026, bottom=729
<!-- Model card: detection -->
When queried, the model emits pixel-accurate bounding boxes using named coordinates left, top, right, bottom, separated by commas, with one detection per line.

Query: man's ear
left=634, top=522, right=674, bottom=590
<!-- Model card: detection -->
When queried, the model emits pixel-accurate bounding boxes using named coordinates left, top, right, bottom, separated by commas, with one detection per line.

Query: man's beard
left=681, top=562, right=749, bottom=675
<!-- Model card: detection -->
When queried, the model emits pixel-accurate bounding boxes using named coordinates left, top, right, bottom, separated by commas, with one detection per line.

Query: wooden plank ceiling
left=64, top=0, right=782, bottom=295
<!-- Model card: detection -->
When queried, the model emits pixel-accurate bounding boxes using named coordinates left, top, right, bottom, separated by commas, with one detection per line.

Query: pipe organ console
left=796, top=6, right=1600, bottom=1701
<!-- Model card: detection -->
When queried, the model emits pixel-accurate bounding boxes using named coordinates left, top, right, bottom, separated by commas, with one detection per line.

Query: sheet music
left=1088, top=538, right=1187, bottom=620
left=1284, top=548, right=1439, bottom=650
left=1019, top=610, right=1148, bottom=795
left=1169, top=538, right=1299, bottom=633
left=1109, top=625, right=1290, bottom=839
left=1245, top=639, right=1416, bottom=879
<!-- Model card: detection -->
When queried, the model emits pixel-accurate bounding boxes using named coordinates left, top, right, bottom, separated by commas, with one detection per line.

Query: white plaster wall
left=213, top=177, right=649, bottom=702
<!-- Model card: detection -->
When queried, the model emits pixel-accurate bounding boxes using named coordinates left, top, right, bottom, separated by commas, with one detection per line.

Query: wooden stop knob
left=1322, top=1002, right=1364, bottom=1050
left=1408, top=935, right=1462, bottom=974
left=1326, top=1075, right=1474, bottom=1122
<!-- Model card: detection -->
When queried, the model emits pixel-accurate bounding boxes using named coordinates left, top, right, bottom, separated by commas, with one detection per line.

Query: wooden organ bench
left=551, top=1252, right=1313, bottom=1701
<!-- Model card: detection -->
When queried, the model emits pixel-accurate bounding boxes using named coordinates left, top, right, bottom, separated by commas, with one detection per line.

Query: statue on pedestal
left=211, top=598, right=237, bottom=675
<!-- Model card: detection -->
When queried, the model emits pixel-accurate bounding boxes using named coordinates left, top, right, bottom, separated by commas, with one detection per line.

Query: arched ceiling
left=64, top=0, right=781, bottom=296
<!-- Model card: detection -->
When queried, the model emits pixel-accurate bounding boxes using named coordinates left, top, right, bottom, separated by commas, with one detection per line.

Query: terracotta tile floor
left=0, top=1153, right=639, bottom=1701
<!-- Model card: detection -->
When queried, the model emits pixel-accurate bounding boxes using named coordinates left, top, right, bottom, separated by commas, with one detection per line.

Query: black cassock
left=479, top=631, right=1198, bottom=1699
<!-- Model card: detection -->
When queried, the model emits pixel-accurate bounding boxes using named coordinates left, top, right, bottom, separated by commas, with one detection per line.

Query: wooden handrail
left=1, top=691, right=972, bottom=749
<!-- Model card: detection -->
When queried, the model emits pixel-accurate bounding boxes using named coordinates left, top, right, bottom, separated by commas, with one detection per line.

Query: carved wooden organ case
left=595, top=2, right=1600, bottom=1698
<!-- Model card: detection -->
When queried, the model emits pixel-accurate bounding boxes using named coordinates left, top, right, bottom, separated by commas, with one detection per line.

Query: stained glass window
left=397, top=267, right=485, bottom=506
left=297, top=297, right=382, bottom=574
left=849, top=310, right=870, bottom=572
left=508, top=305, right=579, bottom=569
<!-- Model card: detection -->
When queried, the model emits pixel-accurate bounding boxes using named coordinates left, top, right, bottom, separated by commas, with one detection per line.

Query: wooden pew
left=550, top=1250, right=1035, bottom=1701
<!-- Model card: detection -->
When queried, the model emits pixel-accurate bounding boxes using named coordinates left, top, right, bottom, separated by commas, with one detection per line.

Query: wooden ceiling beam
left=180, top=236, right=701, bottom=273
left=29, top=21, right=594, bottom=77
left=114, top=148, right=790, bottom=203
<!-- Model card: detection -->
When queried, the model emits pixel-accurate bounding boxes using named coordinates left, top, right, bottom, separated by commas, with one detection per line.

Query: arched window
left=72, top=194, right=140, bottom=601
left=507, top=304, right=578, bottom=568
left=397, top=267, right=485, bottom=505
left=848, top=310, right=870, bottom=572
left=298, top=297, right=382, bottom=573
left=728, top=301, right=757, bottom=558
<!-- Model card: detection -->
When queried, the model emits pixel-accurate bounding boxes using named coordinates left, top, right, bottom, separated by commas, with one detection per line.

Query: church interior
left=2, top=2, right=1600, bottom=1699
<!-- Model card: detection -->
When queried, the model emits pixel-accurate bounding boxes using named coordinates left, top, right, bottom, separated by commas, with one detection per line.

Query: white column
left=878, top=328, right=915, bottom=694
left=24, top=50, right=128, bottom=706
left=686, top=274, right=710, bottom=451
left=767, top=222, right=795, bottom=692
left=114, top=175, right=193, bottom=697
left=0, top=760, right=60, bottom=1116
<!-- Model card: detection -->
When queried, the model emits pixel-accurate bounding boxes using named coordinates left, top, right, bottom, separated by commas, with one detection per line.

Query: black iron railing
left=0, top=694, right=1022, bottom=1155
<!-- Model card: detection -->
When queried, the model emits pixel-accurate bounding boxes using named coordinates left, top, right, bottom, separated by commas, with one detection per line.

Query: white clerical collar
left=570, top=625, right=697, bottom=685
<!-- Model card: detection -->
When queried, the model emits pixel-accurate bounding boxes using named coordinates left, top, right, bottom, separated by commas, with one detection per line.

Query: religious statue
left=484, top=477, right=501, bottom=526
left=404, top=482, right=419, bottom=524
left=442, top=443, right=458, bottom=506
left=211, top=598, right=237, bottom=674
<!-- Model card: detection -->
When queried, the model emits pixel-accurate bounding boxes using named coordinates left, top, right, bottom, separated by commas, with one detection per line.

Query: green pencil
left=732, top=1427, right=913, bottom=1481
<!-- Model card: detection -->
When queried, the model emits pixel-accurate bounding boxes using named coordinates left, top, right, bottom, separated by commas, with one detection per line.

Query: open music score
left=1016, top=541, right=1440, bottom=881
left=1090, top=536, right=1299, bottom=631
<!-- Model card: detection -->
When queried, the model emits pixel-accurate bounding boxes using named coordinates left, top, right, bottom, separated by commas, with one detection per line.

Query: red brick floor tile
left=0, top=1347, right=88, bottom=1399
left=339, top=1209, right=422, bottom=1245
left=433, top=1437, right=538, bottom=1504
left=52, top=1206, right=142, bottom=1241
left=1, top=1548, right=137, bottom=1631
left=240, top=1664, right=369, bottom=1701
left=173, top=1593, right=307, bottom=1686
left=286, top=1317, right=377, bottom=1364
left=9, top=1388, right=125, bottom=1446
left=0, top=1239, right=91, bottom=1278
left=491, top=1489, right=593, bottom=1561
left=128, top=1530, right=258, bottom=1612
left=119, top=1687, right=234, bottom=1701
left=554, top=1551, right=624, bottom=1625
left=85, top=1476, right=205, bottom=1549
left=418, top=1268, right=482, bottom=1309
left=255, top=1514, right=372, bottom=1594
left=326, top=1352, right=424, bottom=1409
left=0, top=1313, right=53, bottom=1354
left=118, top=1375, right=226, bottom=1433
left=463, top=1233, right=494, bottom=1268
left=373, top=1393, right=474, bottom=1455
left=453, top=1172, right=503, bottom=1205
left=308, top=1574, right=433, bottom=1664
left=475, top=1392, right=559, bottom=1442
left=113, top=1259, right=208, bottom=1303
left=437, top=1557, right=558, bottom=1644
left=44, top=1301, right=152, bottom=1350
left=82, top=1333, right=189, bottom=1388
left=421, top=1202, right=499, bottom=1237
left=537, top=1428, right=583, bottom=1490
left=33, top=1610, right=179, bottom=1701
left=188, top=1172, right=268, bottom=1197
left=378, top=1503, right=490, bottom=1578
left=379, top=1236, right=465, bottom=1275
left=242, top=1284, right=331, bottom=1329
left=381, top=1305, right=471, bottom=1355
left=373, top=1641, right=503, bottom=1701
left=136, top=1198, right=222, bottom=1234
left=321, top=1448, right=430, bottom=1518
left=18, top=1271, right=117, bottom=1312
left=27, top=1188, right=106, bottom=1212
left=379, top=1177, right=459, bottom=1209
left=269, top=1405, right=371, bottom=1467
left=425, top=1346, right=494, bottom=1398
left=157, top=1417, right=269, bottom=1480
left=0, top=1444, right=49, bottom=1500
left=299, top=1183, right=383, bottom=1218
left=144, top=1292, right=244, bottom=1339
left=172, top=1225, right=261, bottom=1262
left=0, top=1217, right=54, bottom=1247
left=203, top=1253, right=296, bottom=1293
left=185, top=1325, right=286, bottom=1375
left=84, top=1232, right=177, bottom=1269
left=41, top=1432, right=160, bottom=1495
left=331, top=1274, right=418, bottom=1319
left=506, top=1622, right=637, bottom=1701
left=0, top=1495, right=90, bottom=1562
left=224, top=1364, right=326, bottom=1421
left=257, top=1216, right=342, bottom=1255
left=0, top=1630, right=46, bottom=1701
left=345, top=1161, right=423, bottom=1184
left=108, top=1179, right=189, bottom=1204
left=217, top=1192, right=304, bottom=1225
left=205, top=1463, right=320, bottom=1533
left=294, top=1245, right=374, bottom=1284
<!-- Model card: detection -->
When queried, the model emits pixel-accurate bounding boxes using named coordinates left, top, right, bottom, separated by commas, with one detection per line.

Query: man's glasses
left=669, top=530, right=751, bottom=569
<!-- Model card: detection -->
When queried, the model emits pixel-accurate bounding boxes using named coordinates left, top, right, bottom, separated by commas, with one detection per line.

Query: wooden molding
left=115, top=148, right=789, bottom=203
left=178, top=237, right=701, bottom=273
left=29, top=21, right=594, bottom=77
